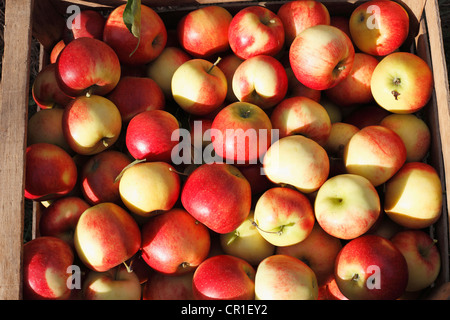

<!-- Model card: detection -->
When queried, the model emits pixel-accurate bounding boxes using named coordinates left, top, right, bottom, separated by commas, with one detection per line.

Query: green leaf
left=123, top=0, right=141, bottom=57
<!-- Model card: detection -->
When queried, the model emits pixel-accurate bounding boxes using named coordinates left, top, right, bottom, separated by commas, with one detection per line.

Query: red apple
left=25, top=143, right=78, bottom=201
left=217, top=53, right=244, bottom=102
left=334, top=235, right=408, bottom=300
left=193, top=255, right=256, bottom=300
left=50, top=40, right=65, bottom=64
left=289, top=25, right=355, bottom=90
left=285, top=67, right=321, bottom=102
left=177, top=5, right=232, bottom=58
left=319, top=274, right=348, bottom=300
left=181, top=163, right=252, bottom=234
left=23, top=236, right=74, bottom=300
left=143, top=271, right=195, bottom=300
left=107, top=76, right=165, bottom=122
left=239, top=163, right=273, bottom=195
left=103, top=4, right=167, bottom=65
left=56, top=37, right=121, bottom=97
left=228, top=6, right=285, bottom=60
left=141, top=208, right=211, bottom=275
left=64, top=9, right=105, bottom=43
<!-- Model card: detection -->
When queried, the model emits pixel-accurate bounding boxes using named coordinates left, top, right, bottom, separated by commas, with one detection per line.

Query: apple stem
left=420, top=239, right=438, bottom=257
left=207, top=57, right=222, bottom=74
left=102, top=139, right=109, bottom=148
left=122, top=261, right=133, bottom=274
left=114, top=158, right=147, bottom=183
left=85, top=87, right=94, bottom=98
left=251, top=220, right=289, bottom=236
left=352, top=273, right=359, bottom=281
left=226, top=232, right=240, bottom=246
left=168, top=167, right=189, bottom=176
left=337, top=65, right=346, bottom=72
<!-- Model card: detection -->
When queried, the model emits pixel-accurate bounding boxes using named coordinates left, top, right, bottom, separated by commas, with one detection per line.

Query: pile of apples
left=24, top=0, right=444, bottom=300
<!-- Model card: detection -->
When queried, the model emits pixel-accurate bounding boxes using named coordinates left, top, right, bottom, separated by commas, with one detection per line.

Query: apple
left=384, top=162, right=443, bottom=229
left=192, top=255, right=256, bottom=300
left=334, top=234, right=409, bottom=300
left=323, top=122, right=359, bottom=158
left=63, top=9, right=105, bottom=43
left=285, top=67, right=321, bottom=102
left=367, top=214, right=403, bottom=240
left=27, top=108, right=72, bottom=153
left=371, top=52, right=433, bottom=114
left=220, top=211, right=275, bottom=266
left=50, top=40, right=65, bottom=64
left=24, top=143, right=78, bottom=201
left=56, top=37, right=121, bottom=97
left=277, top=0, right=330, bottom=45
left=253, top=187, right=315, bottom=247
left=74, top=202, right=141, bottom=272
left=141, top=208, right=211, bottom=275
left=103, top=4, right=167, bottom=65
left=320, top=98, right=342, bottom=124
left=343, top=104, right=390, bottom=129
left=325, top=53, right=379, bottom=108
left=232, top=55, right=288, bottom=110
left=270, top=96, right=332, bottom=146
left=125, top=110, right=180, bottom=163
left=380, top=114, right=431, bottom=162
left=228, top=6, right=285, bottom=60
left=314, top=174, right=381, bottom=240
left=181, top=163, right=252, bottom=234
left=255, top=254, right=318, bottom=300
left=349, top=0, right=409, bottom=56
left=211, top=101, right=273, bottom=164
left=391, top=230, right=441, bottom=292
left=276, top=223, right=343, bottom=286
left=263, top=135, right=330, bottom=194
left=142, top=271, right=195, bottom=300
left=38, top=196, right=90, bottom=248
left=107, top=76, right=165, bottom=122
left=118, top=161, right=180, bottom=217
left=177, top=5, right=232, bottom=58
left=32, top=63, right=74, bottom=109
left=319, top=274, right=348, bottom=300
left=80, top=150, right=133, bottom=205
left=82, top=265, right=142, bottom=300
left=239, top=163, right=273, bottom=195
left=289, top=24, right=355, bottom=90
left=22, top=236, right=74, bottom=300
left=171, top=58, right=227, bottom=116
left=217, top=54, right=243, bottom=102
left=62, top=95, right=122, bottom=155
left=146, top=46, right=191, bottom=98
left=344, top=125, right=407, bottom=187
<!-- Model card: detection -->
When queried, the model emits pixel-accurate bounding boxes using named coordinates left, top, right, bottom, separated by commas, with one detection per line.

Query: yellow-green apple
left=391, top=230, right=441, bottom=292
left=38, top=196, right=90, bottom=248
left=211, top=101, right=273, bottom=164
left=25, top=143, right=78, bottom=201
left=192, top=255, right=256, bottom=300
left=270, top=96, right=332, bottom=146
left=27, top=108, right=72, bottom=153
left=50, top=40, right=65, bottom=64
left=63, top=9, right=105, bottom=43
left=220, top=211, right=275, bottom=266
left=103, top=4, right=167, bottom=65
left=177, top=5, right=232, bottom=58
left=253, top=187, right=315, bottom=247
left=371, top=52, right=433, bottom=114
left=285, top=67, right=321, bottom=102
left=289, top=25, right=355, bottom=90
left=330, top=15, right=351, bottom=38
left=62, top=95, right=122, bottom=155
left=380, top=114, right=431, bottom=162
left=82, top=265, right=142, bottom=300
left=343, top=104, right=390, bottom=129
left=276, top=223, right=343, bottom=286
left=228, top=6, right=285, bottom=60
left=314, top=174, right=381, bottom=240
left=277, top=0, right=330, bottom=45
left=255, top=254, right=318, bottom=300
left=349, top=0, right=409, bottom=56
left=74, top=202, right=141, bottom=272
left=22, top=236, right=74, bottom=300
left=325, top=53, right=379, bottom=108
left=263, top=135, right=330, bottom=194
left=107, top=76, right=165, bottom=122
left=232, top=55, right=288, bottom=110
left=181, top=163, right=252, bottom=234
left=344, top=125, right=407, bottom=187
left=239, top=163, right=273, bottom=195
left=80, top=150, right=132, bottom=205
left=334, top=234, right=408, bottom=300
left=125, top=110, right=180, bottom=163
left=171, top=58, right=227, bottom=116
left=142, top=271, right=195, bottom=300
left=56, top=37, right=121, bottom=97
left=141, top=208, right=210, bottom=275
left=217, top=54, right=243, bottom=102
left=323, top=122, right=359, bottom=158
left=384, top=162, right=443, bottom=229
left=118, top=161, right=180, bottom=216
left=146, top=46, right=191, bottom=98
left=32, top=64, right=73, bottom=109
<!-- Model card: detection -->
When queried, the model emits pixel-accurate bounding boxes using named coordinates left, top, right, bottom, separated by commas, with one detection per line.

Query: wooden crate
left=0, top=0, right=449, bottom=300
